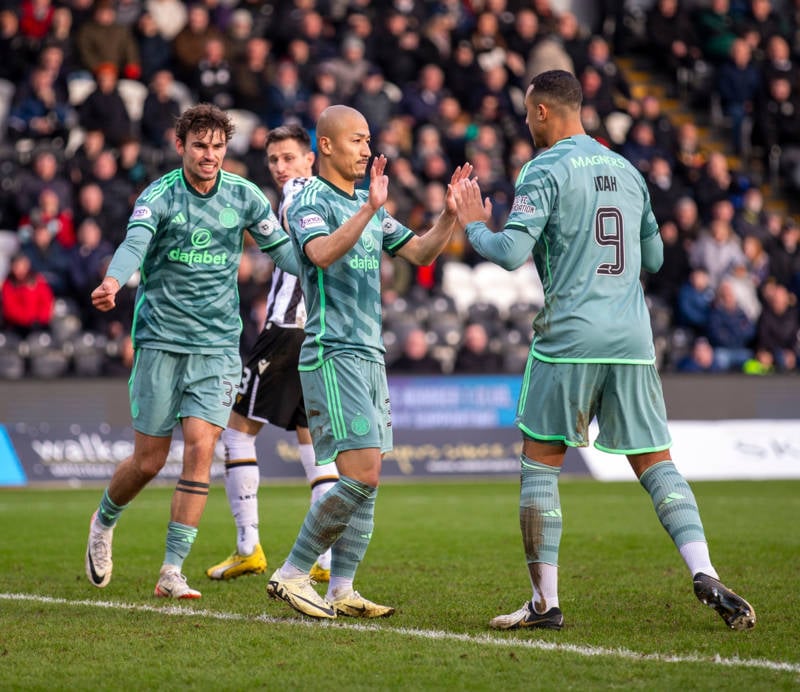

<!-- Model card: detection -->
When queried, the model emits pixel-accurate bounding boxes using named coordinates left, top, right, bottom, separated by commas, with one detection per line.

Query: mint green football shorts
left=129, top=348, right=241, bottom=436
left=299, top=353, right=392, bottom=465
left=516, top=357, right=672, bottom=454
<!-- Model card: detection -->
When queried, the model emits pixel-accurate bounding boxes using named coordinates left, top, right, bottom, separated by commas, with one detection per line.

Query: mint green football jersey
left=507, top=135, right=659, bottom=363
left=122, top=168, right=287, bottom=354
left=286, top=176, right=414, bottom=369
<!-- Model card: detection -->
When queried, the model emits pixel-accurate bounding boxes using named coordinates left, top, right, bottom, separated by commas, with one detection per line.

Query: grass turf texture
left=0, top=479, right=797, bottom=690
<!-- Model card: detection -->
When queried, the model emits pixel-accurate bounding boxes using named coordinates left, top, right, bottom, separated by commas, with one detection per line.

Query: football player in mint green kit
left=266, top=104, right=472, bottom=619
left=453, top=70, right=755, bottom=632
left=84, top=103, right=299, bottom=599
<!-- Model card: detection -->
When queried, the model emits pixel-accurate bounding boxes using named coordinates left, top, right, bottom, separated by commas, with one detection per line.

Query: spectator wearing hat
left=79, top=63, right=133, bottom=147
left=1, top=253, right=54, bottom=339
left=75, top=0, right=141, bottom=79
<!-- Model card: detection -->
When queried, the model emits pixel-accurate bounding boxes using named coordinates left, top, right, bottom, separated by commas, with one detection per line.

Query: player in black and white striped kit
left=206, top=125, right=339, bottom=581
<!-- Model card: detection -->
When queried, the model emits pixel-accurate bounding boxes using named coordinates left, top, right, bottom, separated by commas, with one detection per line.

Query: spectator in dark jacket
left=677, top=268, right=715, bottom=333
left=391, top=327, right=443, bottom=374
left=707, top=278, right=756, bottom=370
left=453, top=322, right=503, bottom=373
left=715, top=38, right=761, bottom=154
left=67, top=217, right=113, bottom=324
left=79, top=63, right=133, bottom=147
left=676, top=336, right=723, bottom=373
left=754, top=280, right=799, bottom=372
left=20, top=218, right=70, bottom=298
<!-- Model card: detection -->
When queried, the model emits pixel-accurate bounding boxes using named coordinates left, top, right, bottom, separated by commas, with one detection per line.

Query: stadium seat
left=71, top=331, right=108, bottom=377
left=226, top=109, right=260, bottom=156
left=170, top=79, right=194, bottom=112
left=0, top=332, right=24, bottom=379
left=510, top=262, right=544, bottom=308
left=0, top=78, right=15, bottom=143
left=428, top=313, right=462, bottom=348
left=49, top=297, right=83, bottom=344
left=24, top=331, right=69, bottom=378
left=67, top=73, right=96, bottom=106
left=117, top=78, right=148, bottom=123
left=0, top=229, right=20, bottom=282
left=441, top=261, right=477, bottom=315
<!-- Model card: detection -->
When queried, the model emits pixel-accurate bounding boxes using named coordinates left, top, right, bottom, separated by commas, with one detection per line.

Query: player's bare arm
left=396, top=163, right=474, bottom=266
left=305, top=155, right=388, bottom=269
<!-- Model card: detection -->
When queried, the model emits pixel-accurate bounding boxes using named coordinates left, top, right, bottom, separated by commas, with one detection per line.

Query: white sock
left=316, top=548, right=332, bottom=570
left=530, top=562, right=559, bottom=612
left=221, top=428, right=260, bottom=556
left=679, top=541, right=718, bottom=579
left=279, top=561, right=307, bottom=579
left=299, top=444, right=339, bottom=502
left=327, top=576, right=354, bottom=601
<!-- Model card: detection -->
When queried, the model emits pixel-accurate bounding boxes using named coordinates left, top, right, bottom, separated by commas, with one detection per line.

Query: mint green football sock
left=330, top=485, right=377, bottom=579
left=286, top=476, right=375, bottom=573
left=519, top=455, right=562, bottom=566
left=97, top=488, right=128, bottom=528
left=164, top=521, right=198, bottom=569
left=639, top=461, right=707, bottom=547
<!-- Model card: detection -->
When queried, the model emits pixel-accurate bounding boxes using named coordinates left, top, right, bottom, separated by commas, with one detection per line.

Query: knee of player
left=221, top=427, right=258, bottom=461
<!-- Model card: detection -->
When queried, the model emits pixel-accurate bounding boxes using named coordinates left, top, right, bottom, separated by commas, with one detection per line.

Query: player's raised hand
left=444, top=163, right=474, bottom=216
left=368, top=154, right=389, bottom=211
left=91, top=276, right=121, bottom=312
left=451, top=179, right=492, bottom=227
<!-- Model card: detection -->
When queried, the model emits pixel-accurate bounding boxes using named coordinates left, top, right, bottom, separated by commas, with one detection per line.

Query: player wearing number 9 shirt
left=453, top=69, right=755, bottom=632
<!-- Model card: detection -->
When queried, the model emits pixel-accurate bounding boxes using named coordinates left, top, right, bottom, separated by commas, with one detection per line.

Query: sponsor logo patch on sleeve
left=300, top=214, right=325, bottom=229
left=381, top=217, right=398, bottom=234
left=131, top=205, right=152, bottom=220
left=258, top=217, right=281, bottom=236
left=510, top=195, right=536, bottom=216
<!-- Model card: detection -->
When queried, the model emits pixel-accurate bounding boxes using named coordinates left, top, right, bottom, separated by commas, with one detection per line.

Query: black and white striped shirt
left=265, top=177, right=310, bottom=329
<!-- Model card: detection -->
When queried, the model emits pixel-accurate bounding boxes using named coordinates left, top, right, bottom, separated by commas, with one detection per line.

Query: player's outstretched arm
left=396, top=163, right=474, bottom=266
left=305, top=155, right=388, bottom=269
left=457, top=179, right=534, bottom=271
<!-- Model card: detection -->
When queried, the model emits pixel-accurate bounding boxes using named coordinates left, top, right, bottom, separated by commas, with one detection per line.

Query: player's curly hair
left=174, top=103, right=235, bottom=144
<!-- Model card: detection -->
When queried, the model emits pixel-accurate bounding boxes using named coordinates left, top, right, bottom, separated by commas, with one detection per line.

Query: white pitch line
left=2, top=592, right=798, bottom=675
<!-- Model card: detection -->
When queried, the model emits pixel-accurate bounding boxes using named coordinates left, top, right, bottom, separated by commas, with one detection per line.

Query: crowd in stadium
left=0, top=0, right=799, bottom=378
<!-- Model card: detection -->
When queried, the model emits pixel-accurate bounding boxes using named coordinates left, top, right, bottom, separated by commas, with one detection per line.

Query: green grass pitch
left=1, top=479, right=798, bottom=690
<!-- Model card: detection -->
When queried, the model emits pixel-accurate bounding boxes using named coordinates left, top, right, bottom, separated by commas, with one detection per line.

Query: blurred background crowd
left=0, top=0, right=799, bottom=379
